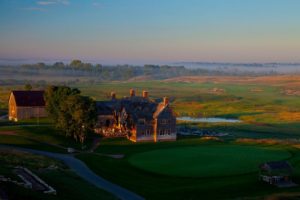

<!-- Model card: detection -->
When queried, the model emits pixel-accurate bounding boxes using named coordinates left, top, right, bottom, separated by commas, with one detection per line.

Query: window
left=146, top=129, right=151, bottom=136
left=161, top=119, right=167, bottom=124
left=164, top=129, right=169, bottom=135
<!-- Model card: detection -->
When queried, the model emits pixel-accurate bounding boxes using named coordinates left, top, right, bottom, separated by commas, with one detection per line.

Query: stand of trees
left=44, top=86, right=97, bottom=143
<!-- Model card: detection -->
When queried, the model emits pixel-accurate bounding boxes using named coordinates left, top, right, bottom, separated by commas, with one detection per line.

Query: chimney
left=142, top=90, right=148, bottom=98
left=111, top=92, right=116, bottom=100
left=163, top=97, right=169, bottom=106
left=130, top=89, right=135, bottom=97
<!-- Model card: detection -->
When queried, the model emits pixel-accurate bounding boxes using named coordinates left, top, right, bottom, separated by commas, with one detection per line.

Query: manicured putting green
left=129, top=145, right=291, bottom=177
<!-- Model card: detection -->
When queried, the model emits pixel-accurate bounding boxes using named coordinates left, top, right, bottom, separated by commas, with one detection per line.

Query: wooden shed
left=259, top=161, right=297, bottom=187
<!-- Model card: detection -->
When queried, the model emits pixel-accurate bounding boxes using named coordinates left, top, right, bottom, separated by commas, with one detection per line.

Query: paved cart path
left=0, top=145, right=144, bottom=200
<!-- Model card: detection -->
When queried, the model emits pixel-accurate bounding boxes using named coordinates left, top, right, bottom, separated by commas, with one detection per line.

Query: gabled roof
left=153, top=103, right=167, bottom=118
left=96, top=96, right=160, bottom=122
left=120, top=99, right=158, bottom=122
left=11, top=90, right=45, bottom=107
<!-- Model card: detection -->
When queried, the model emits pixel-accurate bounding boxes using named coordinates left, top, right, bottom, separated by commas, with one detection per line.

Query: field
left=1, top=75, right=300, bottom=199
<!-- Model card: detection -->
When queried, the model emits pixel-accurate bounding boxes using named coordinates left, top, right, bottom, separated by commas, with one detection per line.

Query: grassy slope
left=0, top=149, right=117, bottom=200
left=0, top=125, right=95, bottom=153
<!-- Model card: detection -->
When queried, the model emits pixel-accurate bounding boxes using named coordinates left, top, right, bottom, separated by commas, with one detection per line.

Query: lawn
left=128, top=145, right=291, bottom=178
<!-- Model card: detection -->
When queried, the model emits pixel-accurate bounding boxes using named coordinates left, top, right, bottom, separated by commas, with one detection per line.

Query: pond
left=177, top=117, right=241, bottom=123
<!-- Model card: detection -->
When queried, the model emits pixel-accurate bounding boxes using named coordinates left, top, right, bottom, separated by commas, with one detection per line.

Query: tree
left=60, top=95, right=97, bottom=143
left=24, top=84, right=32, bottom=91
left=70, top=59, right=83, bottom=68
left=36, top=62, right=46, bottom=69
left=44, top=86, right=97, bottom=143
left=53, top=62, right=65, bottom=68
left=44, top=85, right=80, bottom=122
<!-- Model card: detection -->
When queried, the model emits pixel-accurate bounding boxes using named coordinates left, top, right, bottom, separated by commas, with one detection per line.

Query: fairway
left=129, top=144, right=291, bottom=178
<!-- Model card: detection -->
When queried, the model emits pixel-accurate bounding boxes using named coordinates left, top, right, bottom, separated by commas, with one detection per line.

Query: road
left=0, top=145, right=144, bottom=200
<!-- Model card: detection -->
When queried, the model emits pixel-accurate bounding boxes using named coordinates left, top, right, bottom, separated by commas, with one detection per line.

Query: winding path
left=0, top=145, right=144, bottom=200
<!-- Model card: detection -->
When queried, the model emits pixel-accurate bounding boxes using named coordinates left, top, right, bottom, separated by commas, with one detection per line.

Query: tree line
left=19, top=60, right=216, bottom=80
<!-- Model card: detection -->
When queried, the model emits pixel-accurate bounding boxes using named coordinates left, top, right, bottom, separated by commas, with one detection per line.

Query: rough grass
left=0, top=149, right=64, bottom=169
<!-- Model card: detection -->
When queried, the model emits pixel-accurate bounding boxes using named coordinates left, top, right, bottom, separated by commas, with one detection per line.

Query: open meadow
left=1, top=75, right=300, bottom=199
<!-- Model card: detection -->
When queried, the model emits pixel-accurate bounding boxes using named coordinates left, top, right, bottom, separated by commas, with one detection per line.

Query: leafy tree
left=24, top=84, right=32, bottom=91
left=44, top=86, right=97, bottom=143
left=44, top=85, right=80, bottom=122
left=70, top=59, right=83, bottom=68
left=53, top=62, right=65, bottom=68
left=36, top=62, right=46, bottom=69
left=59, top=95, right=97, bottom=143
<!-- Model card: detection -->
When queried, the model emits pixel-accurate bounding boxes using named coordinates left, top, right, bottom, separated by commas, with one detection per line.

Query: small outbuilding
left=259, top=161, right=297, bottom=188
left=8, top=90, right=47, bottom=121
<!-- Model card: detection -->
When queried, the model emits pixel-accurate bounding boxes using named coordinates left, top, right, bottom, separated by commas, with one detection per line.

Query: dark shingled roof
left=119, top=98, right=158, bottom=122
left=96, top=101, right=115, bottom=115
left=96, top=96, right=166, bottom=122
left=11, top=91, right=45, bottom=107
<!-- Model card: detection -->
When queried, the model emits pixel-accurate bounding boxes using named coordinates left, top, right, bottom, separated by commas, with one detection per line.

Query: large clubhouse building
left=96, top=89, right=177, bottom=142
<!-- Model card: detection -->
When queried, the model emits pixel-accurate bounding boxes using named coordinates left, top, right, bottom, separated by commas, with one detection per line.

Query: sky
left=0, top=0, right=300, bottom=64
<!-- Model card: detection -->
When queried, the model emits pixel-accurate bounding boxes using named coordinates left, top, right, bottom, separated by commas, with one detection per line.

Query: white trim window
left=164, top=129, right=169, bottom=135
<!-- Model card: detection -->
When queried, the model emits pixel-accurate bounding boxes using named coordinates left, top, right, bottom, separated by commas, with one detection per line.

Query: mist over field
left=1, top=61, right=300, bottom=86
left=174, top=62, right=300, bottom=74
